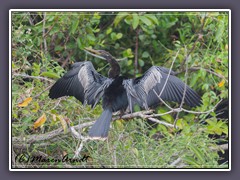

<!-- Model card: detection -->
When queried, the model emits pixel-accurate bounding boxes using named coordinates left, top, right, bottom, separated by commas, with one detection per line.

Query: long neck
left=106, top=57, right=120, bottom=79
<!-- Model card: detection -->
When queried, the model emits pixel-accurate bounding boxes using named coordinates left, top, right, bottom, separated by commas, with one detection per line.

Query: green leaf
left=139, top=35, right=145, bottom=41
left=110, top=32, right=116, bottom=40
left=87, top=34, right=96, bottom=42
left=114, top=12, right=129, bottom=27
left=190, top=74, right=199, bottom=87
left=116, top=33, right=123, bottom=39
left=157, top=108, right=174, bottom=123
left=142, top=51, right=150, bottom=58
left=127, top=60, right=133, bottom=66
left=132, top=13, right=139, bottom=30
left=157, top=124, right=168, bottom=133
left=41, top=72, right=60, bottom=79
left=138, top=59, right=144, bottom=67
left=71, top=19, right=79, bottom=34
left=139, top=16, right=152, bottom=26
left=215, top=20, right=224, bottom=43
left=145, top=14, right=159, bottom=25
left=182, top=156, right=200, bottom=168
left=106, top=28, right=112, bottom=35
left=54, top=45, right=64, bottom=52
left=124, top=16, right=132, bottom=25
left=77, top=38, right=82, bottom=49
left=188, top=145, right=205, bottom=164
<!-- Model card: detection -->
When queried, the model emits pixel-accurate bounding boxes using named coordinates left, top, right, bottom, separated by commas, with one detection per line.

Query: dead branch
left=180, top=14, right=207, bottom=69
left=34, top=84, right=52, bottom=98
left=176, top=67, right=228, bottom=83
left=210, top=143, right=228, bottom=151
left=174, top=47, right=189, bottom=128
left=42, top=12, right=47, bottom=53
left=12, top=73, right=54, bottom=83
left=12, top=121, right=94, bottom=144
left=12, top=97, right=223, bottom=145
left=159, top=50, right=179, bottom=98
left=43, top=17, right=59, bottom=38
left=134, top=28, right=139, bottom=77
left=148, top=117, right=175, bottom=128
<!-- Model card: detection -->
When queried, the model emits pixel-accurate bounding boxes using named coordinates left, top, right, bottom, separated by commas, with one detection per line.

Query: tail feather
left=88, top=108, right=112, bottom=138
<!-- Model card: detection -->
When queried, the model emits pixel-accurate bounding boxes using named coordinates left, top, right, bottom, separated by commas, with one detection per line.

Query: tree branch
left=12, top=73, right=54, bottom=83
left=180, top=14, right=207, bottom=69
left=12, top=122, right=94, bottom=144
left=134, top=28, right=139, bottom=77
left=176, top=67, right=228, bottom=83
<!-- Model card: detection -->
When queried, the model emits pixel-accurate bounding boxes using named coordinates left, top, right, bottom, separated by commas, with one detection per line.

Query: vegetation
left=11, top=11, right=229, bottom=169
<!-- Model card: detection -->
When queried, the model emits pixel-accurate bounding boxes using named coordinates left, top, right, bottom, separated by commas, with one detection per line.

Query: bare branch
left=134, top=28, right=139, bottom=77
left=180, top=14, right=207, bottom=69
left=174, top=47, right=189, bottom=128
left=148, top=117, right=176, bottom=128
left=159, top=50, right=179, bottom=98
left=42, top=12, right=47, bottom=53
left=12, top=96, right=222, bottom=144
left=43, top=16, right=59, bottom=38
left=12, top=73, right=54, bottom=83
left=12, top=121, right=94, bottom=144
left=73, top=140, right=85, bottom=158
left=176, top=67, right=228, bottom=83
left=173, top=14, right=207, bottom=127
left=34, top=84, right=52, bottom=98
left=212, top=143, right=228, bottom=151
left=170, top=157, right=182, bottom=167
left=153, top=89, right=174, bottom=110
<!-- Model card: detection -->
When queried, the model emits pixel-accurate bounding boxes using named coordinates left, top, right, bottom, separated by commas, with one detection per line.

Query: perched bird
left=49, top=48, right=201, bottom=139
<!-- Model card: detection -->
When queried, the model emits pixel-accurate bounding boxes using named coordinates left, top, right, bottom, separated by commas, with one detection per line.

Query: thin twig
left=176, top=67, right=228, bottom=83
left=148, top=117, right=176, bottom=128
left=180, top=14, right=207, bottom=69
left=42, top=12, right=47, bottom=53
left=210, top=143, right=228, bottom=151
left=134, top=28, right=139, bottom=77
left=73, top=140, right=85, bottom=158
left=112, top=110, right=153, bottom=121
left=174, top=47, right=189, bottom=128
left=34, top=84, right=53, bottom=98
left=159, top=50, right=179, bottom=98
left=61, top=51, right=73, bottom=68
left=12, top=73, right=54, bottom=83
left=43, top=17, right=59, bottom=38
left=28, top=12, right=34, bottom=26
left=12, top=121, right=95, bottom=144
left=154, top=92, right=174, bottom=110
left=173, top=14, right=207, bottom=127
left=170, top=157, right=182, bottom=167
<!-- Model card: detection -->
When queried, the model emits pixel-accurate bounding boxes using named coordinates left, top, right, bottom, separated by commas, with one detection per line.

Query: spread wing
left=49, top=61, right=112, bottom=107
left=124, top=66, right=201, bottom=110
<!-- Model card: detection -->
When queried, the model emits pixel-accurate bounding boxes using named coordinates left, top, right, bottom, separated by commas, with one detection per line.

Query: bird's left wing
left=49, top=61, right=112, bottom=107
left=124, top=66, right=201, bottom=110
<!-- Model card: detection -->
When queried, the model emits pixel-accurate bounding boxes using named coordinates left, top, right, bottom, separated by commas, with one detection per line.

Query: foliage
left=11, top=11, right=229, bottom=168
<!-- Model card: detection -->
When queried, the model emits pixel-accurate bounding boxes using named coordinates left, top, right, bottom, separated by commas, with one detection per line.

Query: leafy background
left=11, top=11, right=229, bottom=168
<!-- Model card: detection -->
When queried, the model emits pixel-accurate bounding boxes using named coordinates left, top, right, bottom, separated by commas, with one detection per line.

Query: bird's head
left=84, top=47, right=113, bottom=60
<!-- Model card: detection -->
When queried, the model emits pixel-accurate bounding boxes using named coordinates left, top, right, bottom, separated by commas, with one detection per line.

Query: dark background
left=1, top=0, right=239, bottom=179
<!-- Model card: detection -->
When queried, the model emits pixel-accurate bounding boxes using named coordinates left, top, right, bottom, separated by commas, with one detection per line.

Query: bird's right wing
left=49, top=61, right=112, bottom=107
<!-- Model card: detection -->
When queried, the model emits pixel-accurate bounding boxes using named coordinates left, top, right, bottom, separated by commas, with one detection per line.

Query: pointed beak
left=84, top=47, right=101, bottom=55
left=84, top=47, right=106, bottom=60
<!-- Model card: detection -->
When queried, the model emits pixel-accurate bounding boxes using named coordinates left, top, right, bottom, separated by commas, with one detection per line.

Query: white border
left=9, top=9, right=231, bottom=171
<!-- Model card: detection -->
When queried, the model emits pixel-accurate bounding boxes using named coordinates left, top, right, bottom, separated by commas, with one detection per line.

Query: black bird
left=49, top=48, right=201, bottom=139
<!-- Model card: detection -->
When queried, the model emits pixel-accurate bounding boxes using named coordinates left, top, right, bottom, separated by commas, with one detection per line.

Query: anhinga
left=49, top=48, right=201, bottom=139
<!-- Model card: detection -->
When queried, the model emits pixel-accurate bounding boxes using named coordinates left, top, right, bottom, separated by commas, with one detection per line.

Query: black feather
left=88, top=108, right=112, bottom=138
